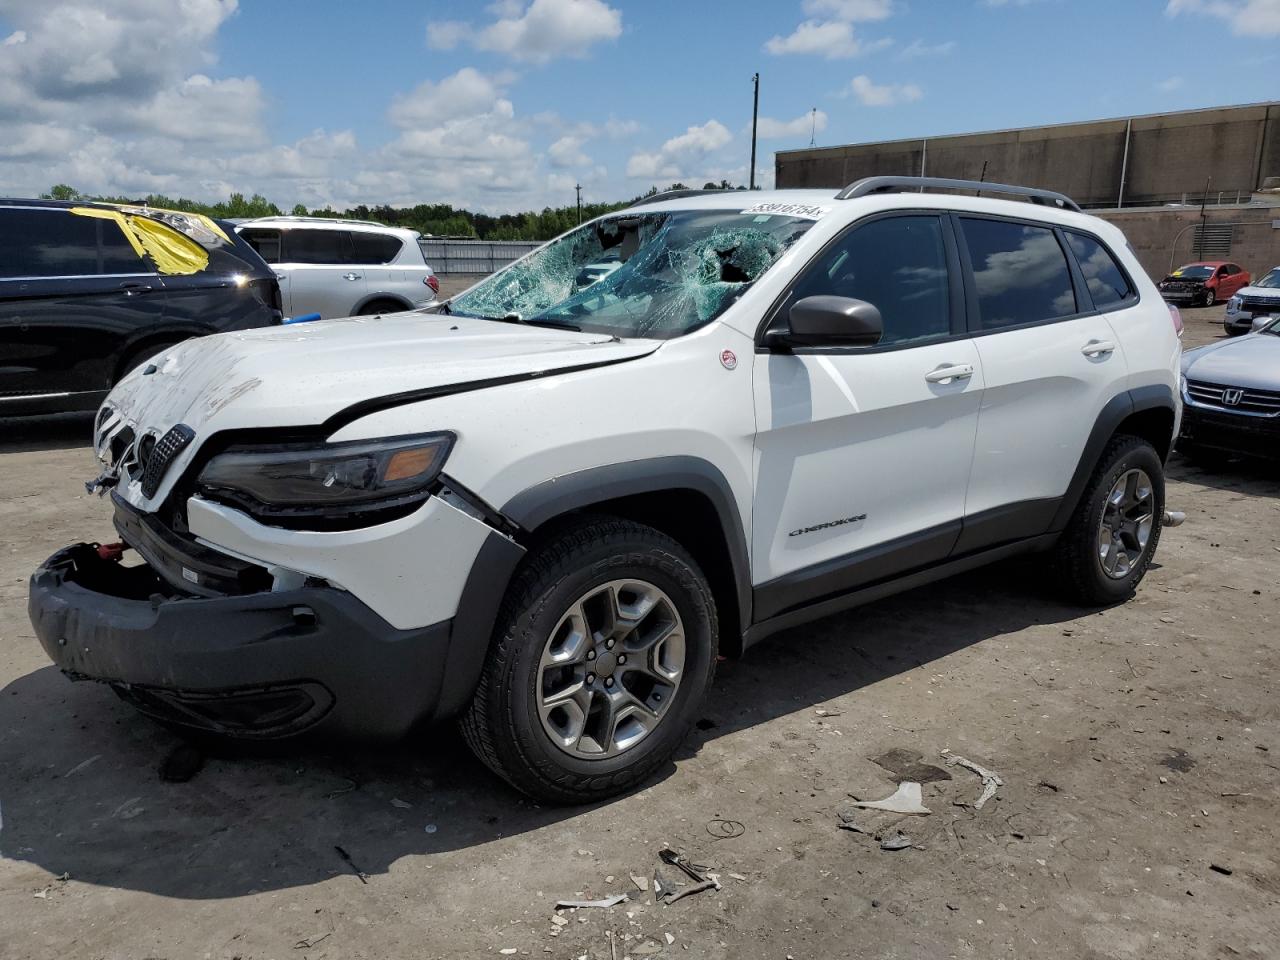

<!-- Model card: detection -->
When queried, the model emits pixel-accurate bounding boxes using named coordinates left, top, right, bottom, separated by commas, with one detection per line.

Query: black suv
left=1, top=199, right=282, bottom=417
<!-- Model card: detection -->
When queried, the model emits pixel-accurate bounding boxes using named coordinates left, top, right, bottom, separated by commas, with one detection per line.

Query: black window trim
left=755, top=208, right=969, bottom=356
left=0, top=206, right=158, bottom=281
left=951, top=211, right=1141, bottom=339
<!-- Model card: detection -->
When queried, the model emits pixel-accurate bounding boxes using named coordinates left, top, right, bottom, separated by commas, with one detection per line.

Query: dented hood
left=100, top=312, right=660, bottom=506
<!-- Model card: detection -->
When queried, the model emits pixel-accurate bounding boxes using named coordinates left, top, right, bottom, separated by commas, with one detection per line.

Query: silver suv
left=236, top=216, right=438, bottom=319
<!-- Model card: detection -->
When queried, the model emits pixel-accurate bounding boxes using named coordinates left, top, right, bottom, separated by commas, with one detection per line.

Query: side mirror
left=774, top=295, right=883, bottom=349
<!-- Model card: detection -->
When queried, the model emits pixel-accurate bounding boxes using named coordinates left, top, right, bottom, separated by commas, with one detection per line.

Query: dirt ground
left=1, top=305, right=1277, bottom=960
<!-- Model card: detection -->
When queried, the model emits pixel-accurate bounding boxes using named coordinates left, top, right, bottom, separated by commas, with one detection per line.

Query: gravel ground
left=1, top=305, right=1277, bottom=960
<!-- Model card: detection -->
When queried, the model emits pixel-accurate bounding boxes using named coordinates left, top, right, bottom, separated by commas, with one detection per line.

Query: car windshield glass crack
left=450, top=210, right=813, bottom=339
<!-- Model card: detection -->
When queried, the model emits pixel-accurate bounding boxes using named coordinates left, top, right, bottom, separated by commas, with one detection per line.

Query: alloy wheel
left=1097, top=468, right=1155, bottom=579
left=535, top=579, right=686, bottom=759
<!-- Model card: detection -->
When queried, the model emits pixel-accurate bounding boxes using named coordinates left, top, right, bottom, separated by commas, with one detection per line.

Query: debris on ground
left=333, top=845, right=369, bottom=884
left=554, top=894, right=628, bottom=909
left=870, top=747, right=953, bottom=783
left=1210, top=864, right=1233, bottom=876
left=706, top=818, right=745, bottom=839
left=63, top=754, right=100, bottom=777
left=942, top=752, right=1004, bottom=809
left=850, top=781, right=932, bottom=815
left=649, top=848, right=720, bottom=905
left=880, top=833, right=913, bottom=851
left=629, top=873, right=649, bottom=891
left=159, top=743, right=205, bottom=783
left=294, top=932, right=331, bottom=949
left=390, top=798, right=412, bottom=809
left=835, top=808, right=870, bottom=833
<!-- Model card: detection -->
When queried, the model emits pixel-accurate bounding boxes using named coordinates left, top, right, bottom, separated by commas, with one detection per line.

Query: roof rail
left=257, top=215, right=389, bottom=227
left=628, top=188, right=732, bottom=208
left=836, top=176, right=1082, bottom=212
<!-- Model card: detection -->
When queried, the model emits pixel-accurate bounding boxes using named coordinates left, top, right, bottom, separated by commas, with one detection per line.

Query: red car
left=1158, top=261, right=1251, bottom=307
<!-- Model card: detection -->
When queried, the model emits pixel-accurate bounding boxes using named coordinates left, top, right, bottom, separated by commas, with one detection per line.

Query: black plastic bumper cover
left=29, top=544, right=454, bottom=740
left=1179, top=406, right=1280, bottom=459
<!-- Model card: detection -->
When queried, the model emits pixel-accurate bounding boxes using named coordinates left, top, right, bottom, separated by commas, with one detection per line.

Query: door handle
left=925, top=363, right=974, bottom=384
left=1081, top=339, right=1116, bottom=357
left=119, top=282, right=153, bottom=296
left=343, top=273, right=362, bottom=281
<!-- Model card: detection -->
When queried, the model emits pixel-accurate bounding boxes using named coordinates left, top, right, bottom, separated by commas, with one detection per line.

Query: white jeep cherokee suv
left=31, top=178, right=1181, bottom=803
left=236, top=216, right=438, bottom=319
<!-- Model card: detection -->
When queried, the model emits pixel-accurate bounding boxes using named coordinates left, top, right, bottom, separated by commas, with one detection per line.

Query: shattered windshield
left=449, top=210, right=814, bottom=339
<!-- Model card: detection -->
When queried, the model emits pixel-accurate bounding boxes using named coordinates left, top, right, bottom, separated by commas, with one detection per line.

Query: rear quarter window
left=1065, top=232, right=1135, bottom=310
left=349, top=232, right=403, bottom=264
left=240, top=228, right=281, bottom=264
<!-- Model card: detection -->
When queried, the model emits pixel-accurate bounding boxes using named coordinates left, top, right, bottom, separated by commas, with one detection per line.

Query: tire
left=459, top=516, right=718, bottom=804
left=1225, top=323, right=1247, bottom=337
left=356, top=299, right=405, bottom=316
left=1052, top=435, right=1165, bottom=606
left=1202, top=288, right=1216, bottom=307
left=115, top=338, right=186, bottom=384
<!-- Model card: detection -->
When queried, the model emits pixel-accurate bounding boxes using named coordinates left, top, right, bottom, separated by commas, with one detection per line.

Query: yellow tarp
left=70, top=206, right=210, bottom=275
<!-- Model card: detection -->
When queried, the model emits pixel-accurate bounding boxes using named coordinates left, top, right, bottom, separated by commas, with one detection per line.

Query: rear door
left=957, top=215, right=1128, bottom=551
left=0, top=206, right=164, bottom=408
left=350, top=231, right=424, bottom=307
left=751, top=212, right=983, bottom=618
left=279, top=228, right=364, bottom=319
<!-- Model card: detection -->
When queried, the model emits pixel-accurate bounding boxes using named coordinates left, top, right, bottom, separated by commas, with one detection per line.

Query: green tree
left=291, top=203, right=308, bottom=216
left=43, top=184, right=79, bottom=201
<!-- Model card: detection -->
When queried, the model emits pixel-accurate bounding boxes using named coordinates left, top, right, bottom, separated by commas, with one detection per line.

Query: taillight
left=1167, top=303, right=1183, bottom=338
left=425, top=275, right=439, bottom=294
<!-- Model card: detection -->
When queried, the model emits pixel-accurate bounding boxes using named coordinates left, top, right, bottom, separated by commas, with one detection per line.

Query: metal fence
left=419, top=238, right=541, bottom=274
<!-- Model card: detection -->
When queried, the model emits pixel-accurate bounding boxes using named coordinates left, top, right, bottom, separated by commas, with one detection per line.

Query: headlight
left=1228, top=295, right=1242, bottom=310
left=197, top=433, right=454, bottom=526
left=1179, top=373, right=1187, bottom=394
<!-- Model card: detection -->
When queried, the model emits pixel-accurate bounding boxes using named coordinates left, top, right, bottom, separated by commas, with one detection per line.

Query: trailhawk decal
left=739, top=201, right=831, bottom=220
left=788, top=513, right=867, bottom=537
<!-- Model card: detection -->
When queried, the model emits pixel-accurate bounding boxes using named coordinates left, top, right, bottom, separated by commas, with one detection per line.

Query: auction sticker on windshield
left=739, top=201, right=830, bottom=219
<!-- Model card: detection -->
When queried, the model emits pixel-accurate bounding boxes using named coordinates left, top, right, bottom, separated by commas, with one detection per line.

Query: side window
left=349, top=231, right=402, bottom=264
left=785, top=215, right=952, bottom=347
left=960, top=218, right=1076, bottom=330
left=1065, top=232, right=1134, bottom=310
left=0, top=209, right=148, bottom=278
left=283, top=229, right=353, bottom=265
left=240, top=228, right=281, bottom=264
left=99, top=220, right=149, bottom=274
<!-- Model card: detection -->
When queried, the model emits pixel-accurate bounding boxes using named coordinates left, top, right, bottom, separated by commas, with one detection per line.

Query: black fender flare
left=432, top=457, right=753, bottom=719
left=353, top=293, right=413, bottom=314
left=1048, top=383, right=1176, bottom=533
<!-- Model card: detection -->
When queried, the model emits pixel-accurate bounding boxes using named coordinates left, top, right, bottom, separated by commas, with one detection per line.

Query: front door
left=0, top=206, right=164, bottom=407
left=751, top=213, right=983, bottom=621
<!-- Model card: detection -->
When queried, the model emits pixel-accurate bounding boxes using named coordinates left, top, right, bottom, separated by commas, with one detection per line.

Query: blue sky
left=0, top=0, right=1277, bottom=212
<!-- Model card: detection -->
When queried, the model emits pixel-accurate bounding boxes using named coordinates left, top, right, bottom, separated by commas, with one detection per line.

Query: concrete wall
left=776, top=102, right=1279, bottom=208
left=1094, top=205, right=1280, bottom=283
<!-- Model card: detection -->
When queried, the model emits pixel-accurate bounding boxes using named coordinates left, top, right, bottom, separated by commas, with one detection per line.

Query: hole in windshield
left=450, top=210, right=814, bottom=339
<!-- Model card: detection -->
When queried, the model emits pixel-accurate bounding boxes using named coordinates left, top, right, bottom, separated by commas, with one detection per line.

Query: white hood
left=98, top=311, right=660, bottom=507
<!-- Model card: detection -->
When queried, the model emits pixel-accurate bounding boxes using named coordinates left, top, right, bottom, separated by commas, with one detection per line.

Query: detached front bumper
left=29, top=544, right=454, bottom=739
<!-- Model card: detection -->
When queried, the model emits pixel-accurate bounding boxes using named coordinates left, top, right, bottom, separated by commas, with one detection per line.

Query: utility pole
left=1196, top=175, right=1210, bottom=260
left=808, top=107, right=817, bottom=147
left=749, top=72, right=759, bottom=190
left=575, top=183, right=582, bottom=225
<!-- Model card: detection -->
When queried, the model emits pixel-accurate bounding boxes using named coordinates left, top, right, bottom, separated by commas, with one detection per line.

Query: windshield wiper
left=452, top=310, right=581, bottom=331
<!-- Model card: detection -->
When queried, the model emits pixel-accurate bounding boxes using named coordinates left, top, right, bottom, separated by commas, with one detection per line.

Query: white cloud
left=1166, top=0, right=1280, bottom=35
left=765, top=19, right=891, bottom=58
left=756, top=110, right=829, bottom=139
left=1156, top=75, right=1184, bottom=91
left=898, top=38, right=955, bottom=58
left=846, top=74, right=923, bottom=106
left=3, top=30, right=27, bottom=45
left=626, top=119, right=732, bottom=180
left=388, top=68, right=516, bottom=127
left=548, top=135, right=591, bottom=167
left=430, top=0, right=623, bottom=64
left=802, top=0, right=894, bottom=18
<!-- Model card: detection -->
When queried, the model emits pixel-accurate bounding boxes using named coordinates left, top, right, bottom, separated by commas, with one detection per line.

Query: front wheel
left=459, top=517, right=718, bottom=804
left=1202, top=288, right=1216, bottom=307
left=1052, top=435, right=1165, bottom=605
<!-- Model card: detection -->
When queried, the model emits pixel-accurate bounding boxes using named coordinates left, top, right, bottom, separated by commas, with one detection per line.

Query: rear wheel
left=459, top=517, right=718, bottom=804
left=1053, top=435, right=1164, bottom=605
left=357, top=299, right=405, bottom=316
